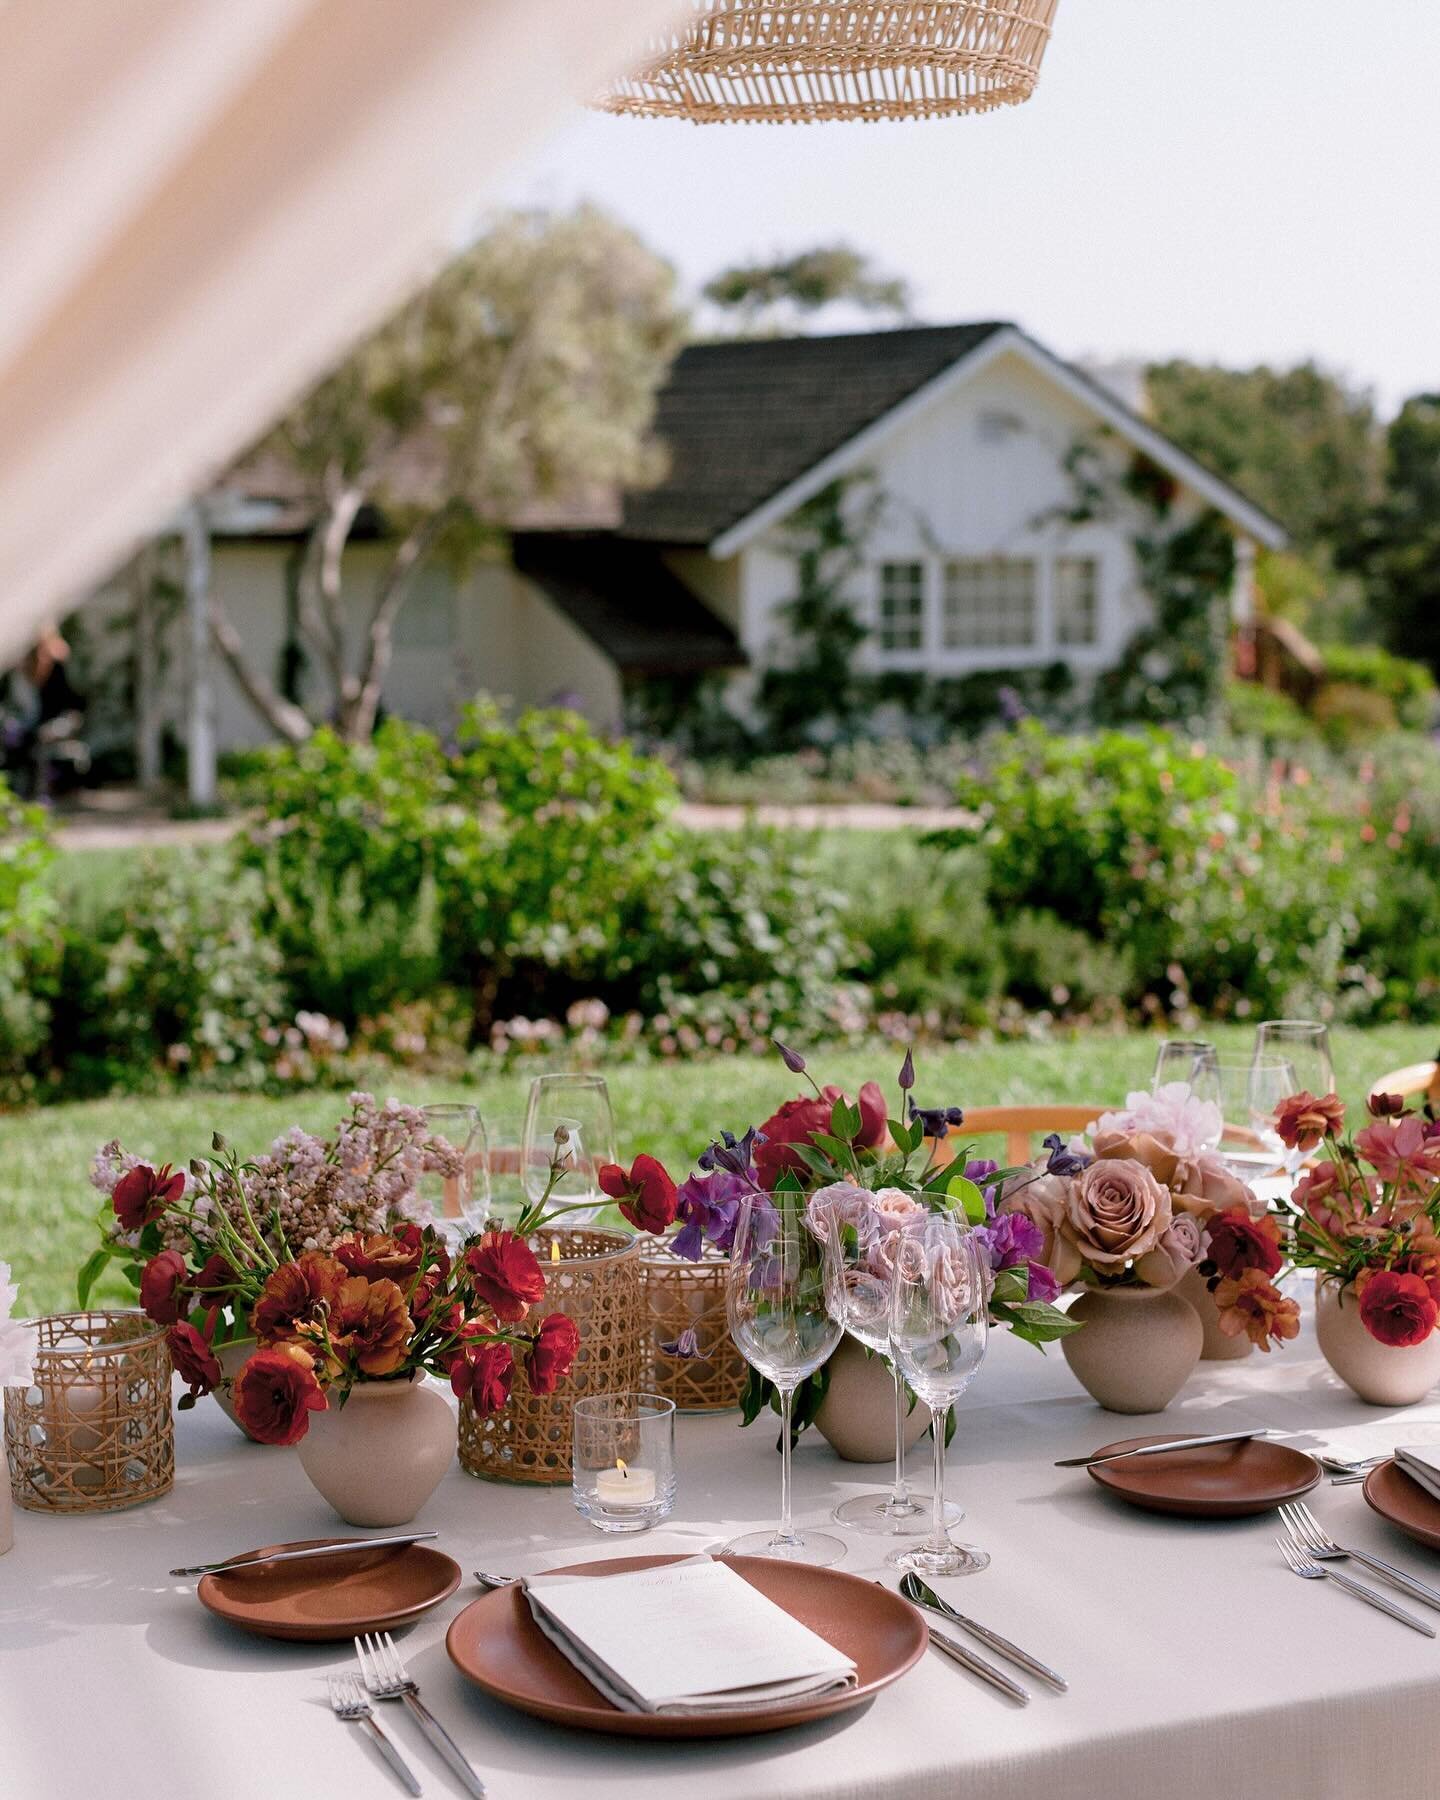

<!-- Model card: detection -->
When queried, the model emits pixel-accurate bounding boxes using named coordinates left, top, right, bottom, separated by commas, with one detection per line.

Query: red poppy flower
left=464, top=1230, right=546, bottom=1323
left=597, top=1155, right=679, bottom=1235
left=139, top=1249, right=188, bottom=1325
left=525, top=1313, right=581, bottom=1395
left=231, top=1343, right=328, bottom=1445
left=1205, top=1208, right=1284, bottom=1282
left=112, top=1162, right=185, bottom=1233
left=1358, top=1269, right=1439, bottom=1348
left=753, top=1082, right=887, bottom=1190
left=250, top=1251, right=346, bottom=1343
left=192, top=1253, right=238, bottom=1310
left=166, top=1321, right=222, bottom=1399
left=449, top=1339, right=514, bottom=1415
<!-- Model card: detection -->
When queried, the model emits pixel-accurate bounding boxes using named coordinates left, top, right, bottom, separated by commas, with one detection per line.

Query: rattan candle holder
left=641, top=1242, right=746, bottom=1412
left=458, top=1226, right=643, bottom=1486
left=4, top=1310, right=174, bottom=1514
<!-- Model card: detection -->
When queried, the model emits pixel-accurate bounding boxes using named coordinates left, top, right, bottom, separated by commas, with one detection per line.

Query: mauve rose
left=525, top=1312, right=581, bottom=1395
left=805, top=1182, right=878, bottom=1245
left=754, top=1082, right=887, bottom=1189
left=464, top=1230, right=546, bottom=1323
left=1091, top=1128, right=1181, bottom=1190
left=139, top=1249, right=188, bottom=1325
left=1063, top=1158, right=1172, bottom=1275
left=1187, top=1152, right=1255, bottom=1216
left=872, top=1187, right=929, bottom=1235
left=1134, top=1211, right=1205, bottom=1288
left=231, top=1343, right=327, bottom=1445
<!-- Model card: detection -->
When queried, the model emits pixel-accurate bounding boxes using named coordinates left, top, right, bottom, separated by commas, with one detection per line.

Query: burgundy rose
left=525, top=1313, right=580, bottom=1395
left=139, top=1249, right=188, bottom=1325
left=113, top=1162, right=185, bottom=1233
left=166, top=1321, right=222, bottom=1400
left=1358, top=1270, right=1438, bottom=1348
left=231, top=1343, right=328, bottom=1445
left=754, top=1082, right=887, bottom=1190
left=449, top=1339, right=514, bottom=1415
left=464, top=1230, right=546, bottom=1323
left=598, top=1155, right=679, bottom=1235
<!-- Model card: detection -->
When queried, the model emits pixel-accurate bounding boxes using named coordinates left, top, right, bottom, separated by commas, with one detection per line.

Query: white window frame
left=866, top=550, right=1106, bottom=672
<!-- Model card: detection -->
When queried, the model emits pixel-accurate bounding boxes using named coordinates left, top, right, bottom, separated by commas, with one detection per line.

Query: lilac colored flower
left=1026, top=1262, right=1063, bottom=1304
left=997, top=685, right=1027, bottom=726
left=773, top=1040, right=807, bottom=1076
left=658, top=1327, right=701, bottom=1359
left=1042, top=1132, right=1091, bottom=1177
left=672, top=1169, right=748, bottom=1260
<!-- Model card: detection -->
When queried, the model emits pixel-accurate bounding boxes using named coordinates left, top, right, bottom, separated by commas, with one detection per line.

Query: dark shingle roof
left=621, top=323, right=1007, bottom=545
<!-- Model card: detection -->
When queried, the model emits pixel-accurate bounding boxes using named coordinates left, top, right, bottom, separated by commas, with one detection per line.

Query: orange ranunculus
left=330, top=1276, right=413, bottom=1377
left=1213, top=1269, right=1301, bottom=1351
left=1274, top=1092, right=1345, bottom=1154
left=250, top=1251, right=347, bottom=1343
left=231, top=1343, right=328, bottom=1445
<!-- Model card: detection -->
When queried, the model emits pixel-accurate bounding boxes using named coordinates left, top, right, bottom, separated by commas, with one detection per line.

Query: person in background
left=1, top=625, right=84, bottom=799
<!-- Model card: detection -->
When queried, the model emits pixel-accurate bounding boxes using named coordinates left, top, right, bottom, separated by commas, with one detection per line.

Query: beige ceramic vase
left=813, top=1337, right=931, bottom=1462
left=1062, top=1282, right=1203, bottom=1414
left=296, top=1377, right=456, bottom=1526
left=213, top=1338, right=262, bottom=1440
left=1315, top=1280, right=1440, bottom=1407
left=1177, top=1268, right=1253, bottom=1362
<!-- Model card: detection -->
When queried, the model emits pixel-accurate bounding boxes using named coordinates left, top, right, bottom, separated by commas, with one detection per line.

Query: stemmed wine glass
left=522, top=1074, right=618, bottom=1224
left=819, top=1225, right=957, bottom=1535
left=724, top=1191, right=846, bottom=1567
left=419, top=1104, right=490, bottom=1238
left=1151, top=1040, right=1222, bottom=1149
left=1214, top=1057, right=1299, bottom=1177
left=886, top=1216, right=990, bottom=1577
left=1254, top=1021, right=1335, bottom=1107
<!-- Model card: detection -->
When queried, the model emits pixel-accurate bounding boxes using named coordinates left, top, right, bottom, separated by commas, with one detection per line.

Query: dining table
left=4, top=1281, right=1438, bottom=1800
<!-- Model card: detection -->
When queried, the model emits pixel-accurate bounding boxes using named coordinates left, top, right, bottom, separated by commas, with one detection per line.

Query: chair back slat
left=958, top=1104, right=1106, bottom=1166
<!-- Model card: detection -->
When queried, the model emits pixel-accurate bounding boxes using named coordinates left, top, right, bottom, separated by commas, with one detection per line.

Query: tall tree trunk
left=296, top=479, right=364, bottom=689
left=338, top=507, right=450, bottom=741
left=183, top=504, right=217, bottom=808
left=209, top=602, right=313, bottom=744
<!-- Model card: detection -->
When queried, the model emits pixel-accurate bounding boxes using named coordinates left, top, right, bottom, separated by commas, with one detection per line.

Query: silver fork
left=356, top=1631, right=487, bottom=1799
left=1280, top=1499, right=1440, bottom=1613
left=1275, top=1533, right=1435, bottom=1636
left=327, top=1673, right=422, bottom=1795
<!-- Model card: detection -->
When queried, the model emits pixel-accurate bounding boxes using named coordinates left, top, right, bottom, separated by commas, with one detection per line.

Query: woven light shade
left=598, top=0, right=1059, bottom=125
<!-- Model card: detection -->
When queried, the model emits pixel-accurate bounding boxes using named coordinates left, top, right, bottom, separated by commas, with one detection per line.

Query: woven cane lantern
left=598, top=0, right=1060, bottom=125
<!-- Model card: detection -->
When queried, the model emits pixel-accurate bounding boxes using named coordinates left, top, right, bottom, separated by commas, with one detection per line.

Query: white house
left=73, top=322, right=1285, bottom=753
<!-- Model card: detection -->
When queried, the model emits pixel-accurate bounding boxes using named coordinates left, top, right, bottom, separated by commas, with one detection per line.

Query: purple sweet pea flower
left=1026, top=1262, right=1063, bottom=1305
left=976, top=1209, right=1045, bottom=1273
left=658, top=1327, right=701, bottom=1359
left=672, top=1169, right=748, bottom=1261
left=963, top=1157, right=1000, bottom=1218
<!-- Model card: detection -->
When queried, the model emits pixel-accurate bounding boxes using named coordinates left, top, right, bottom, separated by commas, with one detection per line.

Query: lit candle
left=593, top=1458, right=656, bottom=1508
left=550, top=1239, right=561, bottom=1264
left=42, top=1365, right=106, bottom=1490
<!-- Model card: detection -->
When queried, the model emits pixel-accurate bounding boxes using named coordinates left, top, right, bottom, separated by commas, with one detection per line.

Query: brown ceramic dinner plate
left=197, top=1538, right=461, bottom=1641
left=445, top=1553, right=926, bottom=1739
left=1086, top=1435, right=1320, bottom=1517
left=1364, top=1459, right=1440, bottom=1552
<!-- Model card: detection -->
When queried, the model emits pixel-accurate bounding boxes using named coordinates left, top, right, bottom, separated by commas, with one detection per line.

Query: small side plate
left=1087, top=1435, right=1320, bottom=1518
left=197, top=1537, right=460, bottom=1642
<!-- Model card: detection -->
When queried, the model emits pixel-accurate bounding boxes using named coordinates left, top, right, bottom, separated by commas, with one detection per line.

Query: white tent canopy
left=0, top=0, right=686, bottom=664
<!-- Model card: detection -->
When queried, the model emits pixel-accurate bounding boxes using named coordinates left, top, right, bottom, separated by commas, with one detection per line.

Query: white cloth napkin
left=1395, top=1446, right=1440, bottom=1503
left=523, top=1554, right=857, bottom=1715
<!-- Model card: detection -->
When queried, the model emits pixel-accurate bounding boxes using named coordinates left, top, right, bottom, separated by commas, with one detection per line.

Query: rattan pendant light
left=597, top=0, right=1059, bottom=125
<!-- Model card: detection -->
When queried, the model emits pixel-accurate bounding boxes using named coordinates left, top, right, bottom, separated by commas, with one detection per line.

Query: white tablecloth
left=4, top=1292, right=1438, bottom=1800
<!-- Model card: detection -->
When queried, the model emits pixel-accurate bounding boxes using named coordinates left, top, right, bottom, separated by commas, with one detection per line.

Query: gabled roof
left=621, top=323, right=1005, bottom=546
left=622, top=322, right=1287, bottom=556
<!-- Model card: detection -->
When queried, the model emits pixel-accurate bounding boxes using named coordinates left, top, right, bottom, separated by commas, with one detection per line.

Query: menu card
left=524, top=1555, right=857, bottom=1714
left=1396, top=1445, right=1440, bottom=1503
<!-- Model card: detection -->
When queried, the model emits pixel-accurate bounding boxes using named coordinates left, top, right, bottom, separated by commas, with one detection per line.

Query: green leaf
left=810, top=1133, right=857, bottom=1164
left=829, top=1097, right=861, bottom=1142
left=948, top=1175, right=988, bottom=1225
left=997, top=1301, right=1085, bottom=1345
left=76, top=1247, right=111, bottom=1309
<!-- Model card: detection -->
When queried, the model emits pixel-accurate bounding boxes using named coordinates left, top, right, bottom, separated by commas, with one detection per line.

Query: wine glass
left=479, top=1115, right=545, bottom=1229
left=522, top=1074, right=618, bottom=1223
left=819, top=1225, right=958, bottom=1535
left=419, top=1104, right=489, bottom=1237
left=1214, top=1057, right=1298, bottom=1178
left=1254, top=1021, right=1335, bottom=1106
left=887, top=1217, right=990, bottom=1576
left=1151, top=1040, right=1222, bottom=1149
left=723, top=1191, right=845, bottom=1566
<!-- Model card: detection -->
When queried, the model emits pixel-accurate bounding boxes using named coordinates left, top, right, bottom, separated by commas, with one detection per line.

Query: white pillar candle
left=594, top=1462, right=656, bottom=1507
left=43, top=1376, right=106, bottom=1490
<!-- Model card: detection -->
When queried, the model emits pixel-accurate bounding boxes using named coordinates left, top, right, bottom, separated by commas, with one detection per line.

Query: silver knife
left=1054, top=1429, right=1271, bottom=1469
left=878, top=1582, right=1030, bottom=1704
left=170, top=1532, right=439, bottom=1577
left=900, top=1575, right=1067, bottom=1692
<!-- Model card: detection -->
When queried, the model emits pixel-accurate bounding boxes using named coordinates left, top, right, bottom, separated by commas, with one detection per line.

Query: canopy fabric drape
left=0, top=0, right=686, bottom=663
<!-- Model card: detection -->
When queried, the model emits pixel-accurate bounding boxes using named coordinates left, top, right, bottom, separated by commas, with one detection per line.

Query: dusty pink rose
left=1134, top=1211, right=1205, bottom=1288
left=1092, top=1127, right=1182, bottom=1190
left=1062, top=1158, right=1172, bottom=1277
left=871, top=1187, right=929, bottom=1235
left=805, top=1182, right=879, bottom=1246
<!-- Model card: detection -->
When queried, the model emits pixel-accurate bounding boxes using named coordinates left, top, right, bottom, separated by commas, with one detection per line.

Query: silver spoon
left=899, top=1573, right=1068, bottom=1692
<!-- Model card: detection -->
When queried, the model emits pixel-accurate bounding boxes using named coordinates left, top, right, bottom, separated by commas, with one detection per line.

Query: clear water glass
left=1214, top=1056, right=1298, bottom=1179
left=573, top=1392, right=676, bottom=1534
left=522, top=1074, right=618, bottom=1222
left=1254, top=1021, right=1335, bottom=1107
left=723, top=1192, right=845, bottom=1566
left=886, top=1219, right=989, bottom=1577
left=1151, top=1039, right=1218, bottom=1090
left=419, top=1104, right=489, bottom=1237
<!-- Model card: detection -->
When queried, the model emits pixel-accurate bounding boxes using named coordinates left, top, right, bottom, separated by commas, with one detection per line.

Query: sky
left=493, top=0, right=1440, bottom=415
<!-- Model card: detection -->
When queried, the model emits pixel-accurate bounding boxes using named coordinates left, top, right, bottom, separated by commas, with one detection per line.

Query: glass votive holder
left=572, top=1392, right=676, bottom=1534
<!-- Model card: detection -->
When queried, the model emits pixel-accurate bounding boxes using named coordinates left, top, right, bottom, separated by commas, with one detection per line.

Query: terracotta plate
left=445, top=1553, right=926, bottom=1739
left=1086, top=1435, right=1321, bottom=1517
left=197, top=1538, right=461, bottom=1642
left=1364, top=1460, right=1440, bottom=1552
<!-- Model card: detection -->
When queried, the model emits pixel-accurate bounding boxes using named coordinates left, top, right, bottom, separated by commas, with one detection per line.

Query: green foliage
left=1354, top=394, right=1440, bottom=677
left=0, top=781, right=58, bottom=1101
left=703, top=244, right=909, bottom=331
left=1224, top=679, right=1320, bottom=749
left=1320, top=644, right=1436, bottom=729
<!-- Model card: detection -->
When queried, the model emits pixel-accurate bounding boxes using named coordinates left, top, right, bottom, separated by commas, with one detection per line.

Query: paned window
left=877, top=561, right=925, bottom=651
left=942, top=558, right=1037, bottom=649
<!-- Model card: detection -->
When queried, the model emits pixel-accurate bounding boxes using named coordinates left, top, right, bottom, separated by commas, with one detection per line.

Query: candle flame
left=615, top=1458, right=628, bottom=1479
left=550, top=1239, right=561, bottom=1263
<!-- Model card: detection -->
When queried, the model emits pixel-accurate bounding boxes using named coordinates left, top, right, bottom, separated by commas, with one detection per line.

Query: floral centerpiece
left=1283, top=1089, right=1440, bottom=1404
left=606, top=1043, right=1076, bottom=1448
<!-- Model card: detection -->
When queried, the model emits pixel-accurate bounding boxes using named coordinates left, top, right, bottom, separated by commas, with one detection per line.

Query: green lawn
left=6, top=1023, right=1434, bottom=1317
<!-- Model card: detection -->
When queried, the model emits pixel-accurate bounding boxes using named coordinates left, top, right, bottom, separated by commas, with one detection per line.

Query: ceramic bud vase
left=1177, top=1268, right=1252, bottom=1361
left=1061, top=1283, right=1203, bottom=1414
left=1315, top=1280, right=1440, bottom=1407
left=296, top=1377, right=455, bottom=1526
left=813, top=1336, right=930, bottom=1462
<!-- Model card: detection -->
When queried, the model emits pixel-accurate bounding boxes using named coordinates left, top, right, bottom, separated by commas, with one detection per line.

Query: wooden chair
left=1370, top=1061, right=1440, bottom=1109
left=946, top=1104, right=1106, bottom=1167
